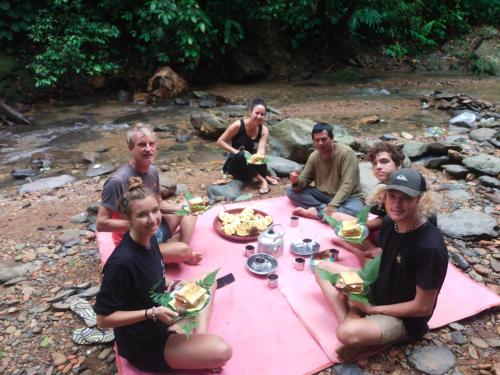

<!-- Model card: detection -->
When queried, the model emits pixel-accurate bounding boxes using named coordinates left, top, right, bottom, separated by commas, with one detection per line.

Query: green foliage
left=28, top=0, right=119, bottom=87
left=358, top=255, right=381, bottom=286
left=317, top=267, right=340, bottom=284
left=196, top=269, right=219, bottom=289
left=324, top=215, right=341, bottom=233
left=356, top=206, right=371, bottom=225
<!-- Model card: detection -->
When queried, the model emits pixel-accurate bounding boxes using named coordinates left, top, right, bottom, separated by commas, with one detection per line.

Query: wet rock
left=470, top=128, right=497, bottom=142
left=450, top=330, right=467, bottom=345
left=438, top=208, right=497, bottom=239
left=147, top=66, right=189, bottom=98
left=403, top=142, right=428, bottom=158
left=159, top=174, right=177, bottom=199
left=190, top=112, right=226, bottom=140
left=360, top=115, right=380, bottom=125
left=470, top=337, right=489, bottom=349
left=425, top=156, right=451, bottom=169
left=451, top=253, right=470, bottom=270
left=449, top=111, right=479, bottom=128
left=486, top=338, right=500, bottom=348
left=380, top=133, right=398, bottom=141
left=173, top=98, right=189, bottom=106
left=207, top=179, right=244, bottom=202
left=490, top=258, right=500, bottom=273
left=11, top=168, right=37, bottom=180
left=98, top=347, right=113, bottom=360
left=266, top=155, right=302, bottom=178
left=332, top=363, right=368, bottom=375
left=442, top=164, right=469, bottom=179
left=408, top=346, right=455, bottom=375
left=19, top=175, right=76, bottom=194
left=95, top=146, right=109, bottom=153
left=446, top=189, right=471, bottom=202
left=0, top=261, right=39, bottom=283
left=192, top=91, right=208, bottom=99
left=57, top=230, right=80, bottom=244
left=199, top=99, right=216, bottom=108
left=463, top=154, right=500, bottom=176
left=269, top=118, right=356, bottom=163
left=70, top=213, right=88, bottom=224
left=85, top=163, right=115, bottom=178
left=76, top=286, right=100, bottom=299
left=478, top=176, right=500, bottom=189
left=154, top=125, right=174, bottom=132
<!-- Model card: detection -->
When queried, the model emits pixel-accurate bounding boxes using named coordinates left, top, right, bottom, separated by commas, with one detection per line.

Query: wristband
left=152, top=306, right=157, bottom=322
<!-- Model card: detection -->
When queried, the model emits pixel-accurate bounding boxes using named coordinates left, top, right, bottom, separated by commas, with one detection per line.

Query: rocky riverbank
left=0, top=83, right=499, bottom=375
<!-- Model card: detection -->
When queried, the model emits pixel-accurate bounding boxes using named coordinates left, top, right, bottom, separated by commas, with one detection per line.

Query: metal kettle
left=257, top=224, right=285, bottom=257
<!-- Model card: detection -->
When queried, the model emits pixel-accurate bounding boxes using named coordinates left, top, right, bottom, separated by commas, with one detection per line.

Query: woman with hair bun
left=217, top=97, right=278, bottom=194
left=94, top=177, right=232, bottom=373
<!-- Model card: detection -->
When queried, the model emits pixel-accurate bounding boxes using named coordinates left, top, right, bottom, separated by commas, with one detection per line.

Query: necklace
left=394, top=220, right=421, bottom=234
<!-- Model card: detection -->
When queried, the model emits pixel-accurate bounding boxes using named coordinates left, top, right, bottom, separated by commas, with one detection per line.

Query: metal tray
left=246, top=253, right=278, bottom=275
left=290, top=238, right=320, bottom=256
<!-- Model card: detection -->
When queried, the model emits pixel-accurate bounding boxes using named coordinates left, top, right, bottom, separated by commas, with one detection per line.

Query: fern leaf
left=196, top=268, right=220, bottom=289
left=356, top=205, right=371, bottom=225
left=324, top=214, right=341, bottom=232
left=181, top=318, right=198, bottom=338
left=317, top=267, right=340, bottom=284
left=184, top=191, right=194, bottom=201
left=358, top=255, right=381, bottom=285
left=175, top=208, right=191, bottom=216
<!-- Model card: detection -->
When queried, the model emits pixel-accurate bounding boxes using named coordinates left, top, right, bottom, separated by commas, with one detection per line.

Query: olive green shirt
left=293, top=144, right=363, bottom=209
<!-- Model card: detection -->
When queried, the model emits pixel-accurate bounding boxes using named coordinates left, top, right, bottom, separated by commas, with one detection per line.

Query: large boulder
left=190, top=112, right=227, bottom=140
left=269, top=118, right=357, bottom=163
left=147, top=66, right=189, bottom=98
left=438, top=208, right=497, bottom=239
left=266, top=155, right=303, bottom=177
left=19, top=175, right=76, bottom=194
left=463, top=154, right=500, bottom=176
left=359, top=162, right=379, bottom=198
left=475, top=38, right=500, bottom=76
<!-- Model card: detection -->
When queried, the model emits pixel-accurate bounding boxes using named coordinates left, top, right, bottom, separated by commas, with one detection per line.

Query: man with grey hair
left=96, top=123, right=202, bottom=265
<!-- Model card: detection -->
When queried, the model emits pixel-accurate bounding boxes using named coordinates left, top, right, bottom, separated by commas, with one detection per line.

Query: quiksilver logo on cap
left=396, top=174, right=408, bottom=181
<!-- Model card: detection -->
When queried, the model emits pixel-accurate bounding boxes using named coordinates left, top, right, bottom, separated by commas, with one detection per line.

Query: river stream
left=0, top=72, right=498, bottom=191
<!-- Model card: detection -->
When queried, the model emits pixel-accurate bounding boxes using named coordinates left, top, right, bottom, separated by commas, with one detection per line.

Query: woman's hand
left=155, top=306, right=179, bottom=325
left=349, top=300, right=377, bottom=314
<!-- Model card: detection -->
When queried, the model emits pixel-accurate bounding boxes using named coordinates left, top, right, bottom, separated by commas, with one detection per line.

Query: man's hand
left=349, top=299, right=376, bottom=314
left=155, top=306, right=179, bottom=325
left=289, top=169, right=300, bottom=185
left=324, top=206, right=336, bottom=216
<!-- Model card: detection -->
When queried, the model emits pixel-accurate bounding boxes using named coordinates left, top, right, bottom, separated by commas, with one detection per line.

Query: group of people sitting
left=92, top=99, right=448, bottom=372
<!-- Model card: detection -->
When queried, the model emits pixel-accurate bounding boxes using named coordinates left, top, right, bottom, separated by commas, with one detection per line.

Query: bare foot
left=336, top=345, right=366, bottom=363
left=259, top=182, right=270, bottom=194
left=184, top=251, right=202, bottom=265
left=292, top=207, right=318, bottom=219
left=266, top=176, right=279, bottom=185
left=207, top=368, right=222, bottom=374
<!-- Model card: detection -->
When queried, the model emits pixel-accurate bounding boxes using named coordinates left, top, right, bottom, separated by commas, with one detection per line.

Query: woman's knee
left=211, top=337, right=232, bottom=364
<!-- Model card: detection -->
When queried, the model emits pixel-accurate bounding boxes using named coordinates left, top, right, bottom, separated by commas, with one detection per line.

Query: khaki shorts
left=366, top=314, right=408, bottom=345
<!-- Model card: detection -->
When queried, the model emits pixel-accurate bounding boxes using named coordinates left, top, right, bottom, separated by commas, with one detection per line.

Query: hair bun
left=127, top=177, right=144, bottom=192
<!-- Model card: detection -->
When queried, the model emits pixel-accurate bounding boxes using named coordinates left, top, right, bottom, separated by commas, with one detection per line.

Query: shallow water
left=0, top=72, right=498, bottom=191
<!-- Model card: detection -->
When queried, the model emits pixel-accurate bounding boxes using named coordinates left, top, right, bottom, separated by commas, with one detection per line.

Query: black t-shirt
left=371, top=216, right=448, bottom=339
left=93, top=233, right=169, bottom=361
left=231, top=119, right=262, bottom=153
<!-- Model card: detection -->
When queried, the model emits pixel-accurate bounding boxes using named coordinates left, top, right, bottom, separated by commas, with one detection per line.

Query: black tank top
left=231, top=119, right=262, bottom=154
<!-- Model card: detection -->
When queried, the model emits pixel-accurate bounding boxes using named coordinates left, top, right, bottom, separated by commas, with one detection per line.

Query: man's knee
left=336, top=321, right=365, bottom=347
left=212, top=337, right=232, bottom=364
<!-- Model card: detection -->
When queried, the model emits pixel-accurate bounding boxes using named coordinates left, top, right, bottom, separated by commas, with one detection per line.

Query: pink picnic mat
left=96, top=196, right=500, bottom=373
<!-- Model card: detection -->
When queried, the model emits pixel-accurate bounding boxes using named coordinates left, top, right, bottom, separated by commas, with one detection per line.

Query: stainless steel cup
left=254, top=256, right=266, bottom=272
left=294, top=257, right=305, bottom=271
left=290, top=216, right=299, bottom=227
left=267, top=272, right=278, bottom=288
left=330, top=249, right=340, bottom=261
left=244, top=244, right=255, bottom=257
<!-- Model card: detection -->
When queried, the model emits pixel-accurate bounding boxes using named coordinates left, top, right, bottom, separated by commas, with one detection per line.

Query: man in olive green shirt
left=287, top=123, right=364, bottom=220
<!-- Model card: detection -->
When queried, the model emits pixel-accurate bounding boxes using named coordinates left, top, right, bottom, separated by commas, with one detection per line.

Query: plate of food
left=175, top=196, right=210, bottom=216
left=167, top=282, right=211, bottom=314
left=244, top=151, right=267, bottom=165
left=335, top=219, right=369, bottom=244
left=213, top=206, right=273, bottom=242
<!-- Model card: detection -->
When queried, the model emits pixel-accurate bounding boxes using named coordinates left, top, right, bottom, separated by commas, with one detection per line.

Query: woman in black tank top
left=217, top=98, right=278, bottom=194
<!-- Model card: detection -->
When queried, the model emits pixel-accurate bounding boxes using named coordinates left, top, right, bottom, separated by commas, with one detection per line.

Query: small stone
left=51, top=352, right=66, bottom=366
left=473, top=264, right=490, bottom=276
left=486, top=338, right=500, bottom=348
left=470, top=337, right=489, bottom=349
left=450, top=331, right=467, bottom=345
left=449, top=322, right=465, bottom=331
left=98, top=347, right=113, bottom=360
left=408, top=346, right=456, bottom=374
left=468, top=344, right=479, bottom=359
